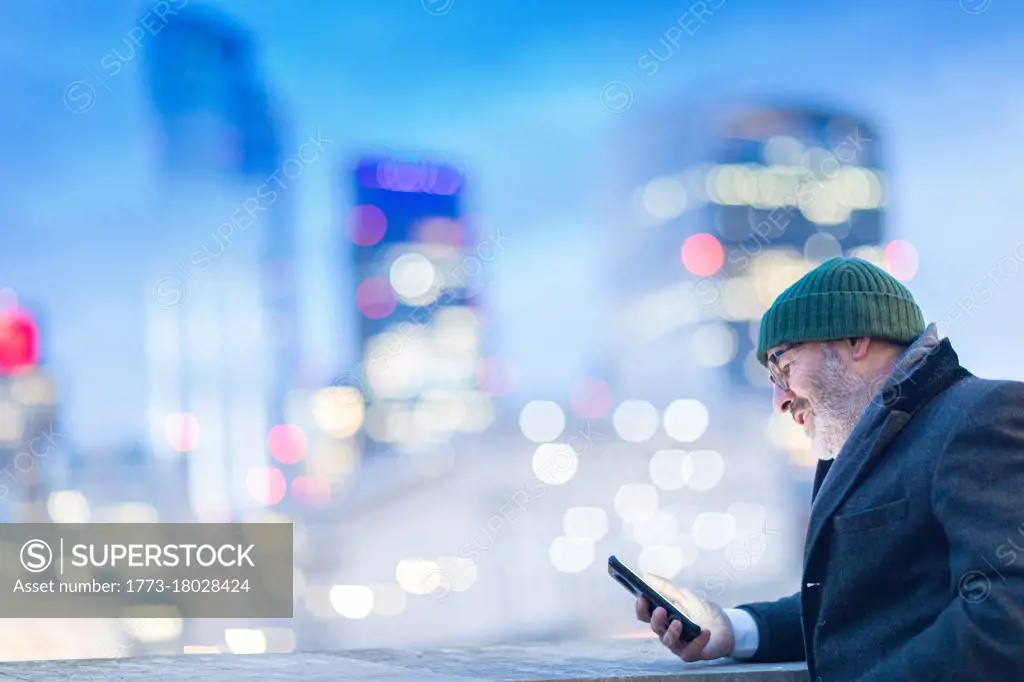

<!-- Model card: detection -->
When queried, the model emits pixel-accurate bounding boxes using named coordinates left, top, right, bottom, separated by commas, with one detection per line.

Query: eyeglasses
left=767, top=342, right=802, bottom=390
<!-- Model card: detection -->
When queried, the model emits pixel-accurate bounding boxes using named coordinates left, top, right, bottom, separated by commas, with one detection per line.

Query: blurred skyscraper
left=142, top=5, right=298, bottom=519
left=602, top=96, right=890, bottom=477
left=342, top=155, right=494, bottom=458
left=604, top=100, right=886, bottom=385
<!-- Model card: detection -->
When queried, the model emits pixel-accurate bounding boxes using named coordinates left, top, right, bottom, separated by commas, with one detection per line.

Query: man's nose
left=772, top=382, right=795, bottom=414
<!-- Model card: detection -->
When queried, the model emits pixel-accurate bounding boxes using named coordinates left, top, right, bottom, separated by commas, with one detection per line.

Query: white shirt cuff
left=723, top=607, right=760, bottom=660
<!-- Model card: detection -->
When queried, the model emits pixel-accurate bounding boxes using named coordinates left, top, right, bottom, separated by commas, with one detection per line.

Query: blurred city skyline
left=2, top=0, right=1022, bottom=450
left=0, top=0, right=1022, bottom=663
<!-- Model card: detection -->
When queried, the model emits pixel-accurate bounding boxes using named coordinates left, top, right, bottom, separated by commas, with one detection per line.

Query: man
left=635, top=256, right=1024, bottom=680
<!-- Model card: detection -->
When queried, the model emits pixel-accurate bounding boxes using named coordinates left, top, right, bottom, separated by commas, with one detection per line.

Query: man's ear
left=849, top=337, right=871, bottom=361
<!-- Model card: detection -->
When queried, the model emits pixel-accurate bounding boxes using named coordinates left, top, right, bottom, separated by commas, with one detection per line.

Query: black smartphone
left=608, top=554, right=703, bottom=642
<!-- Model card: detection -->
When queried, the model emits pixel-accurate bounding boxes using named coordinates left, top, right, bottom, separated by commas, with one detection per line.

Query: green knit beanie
left=756, top=257, right=925, bottom=366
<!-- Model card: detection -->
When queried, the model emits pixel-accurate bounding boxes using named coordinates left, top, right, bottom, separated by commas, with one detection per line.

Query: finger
left=649, top=607, right=668, bottom=637
left=678, top=628, right=712, bottom=663
left=661, top=619, right=684, bottom=656
left=635, top=596, right=652, bottom=622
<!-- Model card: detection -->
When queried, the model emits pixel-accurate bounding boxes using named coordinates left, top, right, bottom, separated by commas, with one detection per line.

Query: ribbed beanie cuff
left=756, top=258, right=926, bottom=366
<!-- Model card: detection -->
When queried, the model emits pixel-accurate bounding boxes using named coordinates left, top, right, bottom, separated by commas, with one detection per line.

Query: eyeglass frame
left=767, top=341, right=803, bottom=390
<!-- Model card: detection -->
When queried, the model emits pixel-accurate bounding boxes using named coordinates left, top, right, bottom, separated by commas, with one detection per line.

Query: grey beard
left=808, top=347, right=875, bottom=460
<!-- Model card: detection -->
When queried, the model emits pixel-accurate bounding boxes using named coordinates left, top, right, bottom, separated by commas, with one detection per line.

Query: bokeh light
left=395, top=559, right=439, bottom=595
left=612, top=400, right=659, bottom=442
left=330, top=585, right=374, bottom=619
left=569, top=378, right=613, bottom=419
left=681, top=233, right=724, bottom=276
left=663, top=399, right=709, bottom=442
left=631, top=510, right=677, bottom=546
left=519, top=400, right=566, bottom=442
left=268, top=424, right=308, bottom=464
left=613, top=483, right=659, bottom=523
left=164, top=412, right=200, bottom=452
left=356, top=277, right=398, bottom=319
left=311, top=387, right=365, bottom=438
left=548, top=536, right=595, bottom=573
left=722, top=278, right=762, bottom=321
left=803, top=232, right=844, bottom=263
left=686, top=450, right=725, bottom=491
left=532, top=443, right=578, bottom=485
left=47, top=490, right=90, bottom=523
left=562, top=506, right=609, bottom=542
left=246, top=467, right=287, bottom=506
left=348, top=204, right=387, bottom=246
left=884, top=239, right=919, bottom=281
left=307, top=439, right=357, bottom=485
left=642, top=176, right=688, bottom=220
left=224, top=629, right=267, bottom=655
left=648, top=449, right=694, bottom=490
left=389, top=252, right=437, bottom=299
left=291, top=476, right=331, bottom=507
left=692, top=512, right=736, bottom=550
left=763, top=135, right=805, bottom=166
left=690, top=324, right=738, bottom=367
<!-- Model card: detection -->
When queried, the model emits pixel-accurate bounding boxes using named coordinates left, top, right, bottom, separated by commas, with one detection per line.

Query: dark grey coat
left=737, top=331, right=1024, bottom=681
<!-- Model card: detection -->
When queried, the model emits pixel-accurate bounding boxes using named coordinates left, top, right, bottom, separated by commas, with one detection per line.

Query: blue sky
left=1, top=0, right=1022, bottom=448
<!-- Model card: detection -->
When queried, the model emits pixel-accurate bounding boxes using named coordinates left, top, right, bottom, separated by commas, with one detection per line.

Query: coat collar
left=803, top=324, right=971, bottom=570
left=876, top=323, right=963, bottom=415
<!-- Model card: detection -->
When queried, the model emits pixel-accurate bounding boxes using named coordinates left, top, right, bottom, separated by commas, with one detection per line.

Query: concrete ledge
left=0, top=638, right=809, bottom=681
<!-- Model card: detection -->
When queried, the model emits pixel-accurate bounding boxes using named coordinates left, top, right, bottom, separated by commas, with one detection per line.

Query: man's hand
left=634, top=573, right=736, bottom=662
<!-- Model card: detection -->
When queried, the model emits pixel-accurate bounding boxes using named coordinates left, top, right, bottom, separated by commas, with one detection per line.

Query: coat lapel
left=803, top=409, right=912, bottom=568
left=811, top=458, right=833, bottom=502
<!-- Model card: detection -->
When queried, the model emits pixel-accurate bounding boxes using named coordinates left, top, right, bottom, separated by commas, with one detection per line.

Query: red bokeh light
left=164, top=412, right=200, bottom=452
left=884, top=239, right=919, bottom=281
left=356, top=277, right=398, bottom=319
left=681, top=233, right=725, bottom=277
left=569, top=379, right=613, bottom=419
left=477, top=356, right=516, bottom=397
left=291, top=475, right=331, bottom=507
left=246, top=467, right=287, bottom=506
left=268, top=424, right=308, bottom=465
left=348, top=204, right=388, bottom=246
left=0, top=307, right=39, bottom=375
